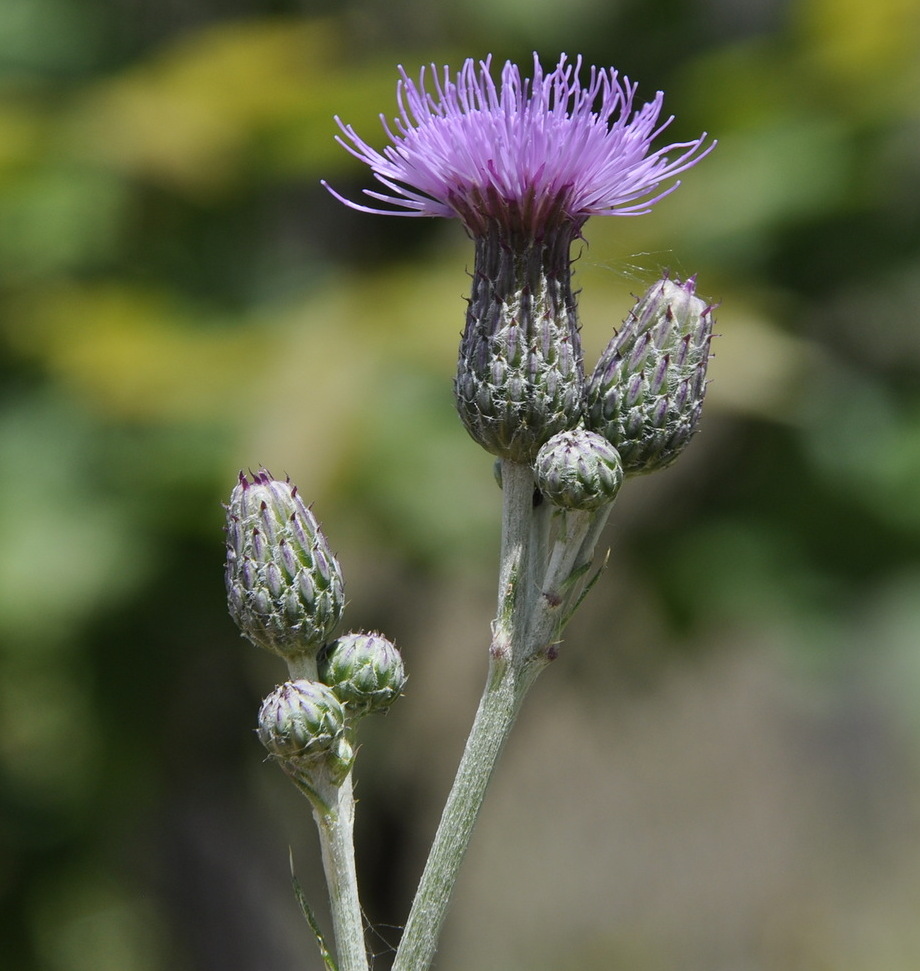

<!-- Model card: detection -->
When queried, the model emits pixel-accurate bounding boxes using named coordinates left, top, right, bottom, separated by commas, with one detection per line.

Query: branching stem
left=392, top=460, right=548, bottom=971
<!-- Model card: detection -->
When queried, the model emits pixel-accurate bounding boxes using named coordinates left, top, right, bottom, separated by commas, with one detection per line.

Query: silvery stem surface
left=286, top=653, right=319, bottom=682
left=391, top=461, right=547, bottom=971
left=526, top=508, right=596, bottom=658
left=285, top=657, right=368, bottom=971
left=308, top=773, right=369, bottom=971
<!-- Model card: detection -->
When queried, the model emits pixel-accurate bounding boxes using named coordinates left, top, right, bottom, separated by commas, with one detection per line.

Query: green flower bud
left=586, top=276, right=714, bottom=475
left=225, top=469, right=345, bottom=661
left=319, top=631, right=406, bottom=717
left=257, top=680, right=351, bottom=780
left=534, top=428, right=624, bottom=511
left=454, top=225, right=585, bottom=464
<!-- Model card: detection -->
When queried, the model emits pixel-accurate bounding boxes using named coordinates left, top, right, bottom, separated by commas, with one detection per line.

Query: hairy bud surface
left=320, top=631, right=407, bottom=717
left=587, top=277, right=714, bottom=475
left=534, top=428, right=624, bottom=510
left=225, top=469, right=345, bottom=660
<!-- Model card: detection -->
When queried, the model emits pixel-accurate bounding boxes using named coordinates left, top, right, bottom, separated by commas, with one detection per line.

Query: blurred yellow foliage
left=7, top=283, right=270, bottom=420
left=63, top=17, right=399, bottom=192
left=0, top=674, right=99, bottom=808
left=796, top=0, right=920, bottom=113
left=0, top=100, right=46, bottom=180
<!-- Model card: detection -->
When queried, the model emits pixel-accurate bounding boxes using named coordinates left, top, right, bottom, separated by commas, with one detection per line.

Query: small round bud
left=257, top=679, right=347, bottom=767
left=534, top=428, right=624, bottom=510
left=586, top=276, right=714, bottom=475
left=225, top=469, right=345, bottom=661
left=319, top=631, right=407, bottom=717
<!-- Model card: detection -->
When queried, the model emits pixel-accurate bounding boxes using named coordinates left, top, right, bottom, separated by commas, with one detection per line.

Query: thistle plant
left=227, top=53, right=716, bottom=971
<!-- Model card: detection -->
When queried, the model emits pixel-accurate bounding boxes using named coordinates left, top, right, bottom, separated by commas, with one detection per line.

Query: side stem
left=285, top=653, right=368, bottom=970
left=311, top=773, right=369, bottom=971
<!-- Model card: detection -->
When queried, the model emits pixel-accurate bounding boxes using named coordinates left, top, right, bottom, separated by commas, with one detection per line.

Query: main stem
left=392, top=461, right=544, bottom=971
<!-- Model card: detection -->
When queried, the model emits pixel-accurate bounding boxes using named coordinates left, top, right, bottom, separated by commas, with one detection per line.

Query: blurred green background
left=2, top=0, right=919, bottom=968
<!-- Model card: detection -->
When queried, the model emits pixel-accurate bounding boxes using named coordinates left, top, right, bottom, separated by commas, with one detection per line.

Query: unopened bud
left=319, top=631, right=406, bottom=717
left=225, top=469, right=345, bottom=661
left=534, top=428, right=624, bottom=510
left=586, top=277, right=714, bottom=475
left=257, top=679, right=352, bottom=781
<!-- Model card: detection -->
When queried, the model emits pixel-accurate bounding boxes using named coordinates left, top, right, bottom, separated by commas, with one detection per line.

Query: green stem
left=286, top=653, right=320, bottom=682
left=574, top=505, right=613, bottom=574
left=284, top=618, right=367, bottom=970
left=525, top=509, right=595, bottom=657
left=311, top=773, right=369, bottom=971
left=495, top=460, right=537, bottom=648
left=391, top=654, right=542, bottom=971
left=529, top=493, right=554, bottom=608
left=391, top=464, right=610, bottom=971
left=391, top=461, right=544, bottom=971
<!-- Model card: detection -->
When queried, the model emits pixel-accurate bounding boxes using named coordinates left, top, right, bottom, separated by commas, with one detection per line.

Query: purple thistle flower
left=323, top=53, right=714, bottom=237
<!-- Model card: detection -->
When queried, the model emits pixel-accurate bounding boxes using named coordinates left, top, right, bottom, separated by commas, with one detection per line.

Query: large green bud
left=454, top=223, right=585, bottom=464
left=257, top=679, right=353, bottom=783
left=319, top=631, right=407, bottom=717
left=225, top=469, right=345, bottom=662
left=534, top=428, right=624, bottom=511
left=586, top=276, right=714, bottom=475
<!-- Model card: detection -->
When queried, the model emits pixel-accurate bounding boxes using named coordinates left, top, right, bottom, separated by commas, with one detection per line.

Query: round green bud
left=534, top=428, right=624, bottom=511
left=319, top=631, right=406, bottom=717
left=225, top=469, right=345, bottom=661
left=586, top=276, right=714, bottom=475
left=257, top=679, right=348, bottom=769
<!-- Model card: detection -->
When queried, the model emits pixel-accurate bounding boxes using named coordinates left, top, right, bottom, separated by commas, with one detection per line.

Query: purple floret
left=324, top=53, right=714, bottom=235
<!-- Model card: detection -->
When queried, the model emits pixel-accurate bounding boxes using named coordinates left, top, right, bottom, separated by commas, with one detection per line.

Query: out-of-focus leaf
left=31, top=870, right=170, bottom=971
left=343, top=368, right=498, bottom=567
left=0, top=164, right=128, bottom=281
left=802, top=362, right=920, bottom=534
left=0, top=100, right=46, bottom=179
left=0, top=0, right=102, bottom=78
left=5, top=283, right=271, bottom=420
left=704, top=301, right=814, bottom=422
left=0, top=670, right=99, bottom=810
left=663, top=117, right=853, bottom=250
left=62, top=17, right=422, bottom=193
left=0, top=395, right=146, bottom=644
left=441, top=0, right=612, bottom=47
left=795, top=0, right=920, bottom=115
left=65, top=18, right=341, bottom=191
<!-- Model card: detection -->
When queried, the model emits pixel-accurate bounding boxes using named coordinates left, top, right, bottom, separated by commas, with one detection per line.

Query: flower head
left=319, top=631, right=407, bottom=717
left=257, top=679, right=354, bottom=785
left=586, top=275, right=715, bottom=475
left=258, top=679, right=347, bottom=765
left=225, top=469, right=345, bottom=661
left=323, top=53, right=713, bottom=236
left=534, top=428, right=624, bottom=511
